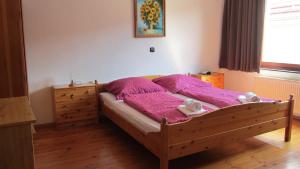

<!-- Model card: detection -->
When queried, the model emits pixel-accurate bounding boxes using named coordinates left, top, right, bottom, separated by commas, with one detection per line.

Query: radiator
left=254, top=76, right=300, bottom=117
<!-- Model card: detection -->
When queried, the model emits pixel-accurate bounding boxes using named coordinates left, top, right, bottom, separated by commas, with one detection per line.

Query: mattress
left=100, top=92, right=219, bottom=134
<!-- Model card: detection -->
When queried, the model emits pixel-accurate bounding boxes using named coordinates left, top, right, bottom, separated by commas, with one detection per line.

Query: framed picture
left=134, top=0, right=166, bottom=38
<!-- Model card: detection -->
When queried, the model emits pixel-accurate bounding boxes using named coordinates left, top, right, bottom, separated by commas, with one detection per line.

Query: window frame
left=261, top=0, right=300, bottom=73
left=261, top=62, right=300, bottom=72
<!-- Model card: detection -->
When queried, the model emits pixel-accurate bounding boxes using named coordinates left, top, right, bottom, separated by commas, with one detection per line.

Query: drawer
left=214, top=83, right=224, bottom=89
left=55, top=102, right=97, bottom=114
left=55, top=99, right=97, bottom=112
left=56, top=110, right=98, bottom=123
left=55, top=86, right=95, bottom=95
left=55, top=103, right=97, bottom=115
left=54, top=87, right=96, bottom=103
left=212, top=76, right=223, bottom=82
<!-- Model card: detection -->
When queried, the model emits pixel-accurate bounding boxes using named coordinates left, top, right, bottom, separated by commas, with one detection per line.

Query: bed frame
left=96, top=76, right=294, bottom=169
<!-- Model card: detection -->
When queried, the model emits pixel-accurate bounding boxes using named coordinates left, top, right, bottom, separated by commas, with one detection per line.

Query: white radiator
left=254, top=76, right=300, bottom=118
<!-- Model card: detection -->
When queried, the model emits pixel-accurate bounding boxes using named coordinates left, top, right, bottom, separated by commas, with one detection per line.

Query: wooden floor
left=34, top=119, right=300, bottom=169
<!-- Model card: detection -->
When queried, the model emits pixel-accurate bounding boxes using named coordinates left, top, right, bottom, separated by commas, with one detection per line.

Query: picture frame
left=134, top=0, right=166, bottom=38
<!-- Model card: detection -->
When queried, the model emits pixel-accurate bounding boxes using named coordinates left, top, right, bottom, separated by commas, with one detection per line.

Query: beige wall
left=22, top=0, right=225, bottom=124
left=221, top=69, right=300, bottom=117
left=220, top=69, right=258, bottom=92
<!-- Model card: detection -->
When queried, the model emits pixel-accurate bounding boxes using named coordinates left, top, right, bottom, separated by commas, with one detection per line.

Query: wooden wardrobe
left=0, top=0, right=28, bottom=98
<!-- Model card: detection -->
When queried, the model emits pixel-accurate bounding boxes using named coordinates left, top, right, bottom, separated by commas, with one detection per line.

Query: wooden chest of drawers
left=192, top=72, right=224, bottom=89
left=0, top=97, right=36, bottom=169
left=52, top=83, right=98, bottom=128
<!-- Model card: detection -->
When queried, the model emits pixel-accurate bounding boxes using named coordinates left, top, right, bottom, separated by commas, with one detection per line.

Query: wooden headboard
left=95, top=75, right=162, bottom=93
left=143, top=75, right=162, bottom=80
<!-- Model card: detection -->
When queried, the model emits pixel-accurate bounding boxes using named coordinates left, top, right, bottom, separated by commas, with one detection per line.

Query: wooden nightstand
left=52, top=83, right=98, bottom=128
left=192, top=72, right=224, bottom=89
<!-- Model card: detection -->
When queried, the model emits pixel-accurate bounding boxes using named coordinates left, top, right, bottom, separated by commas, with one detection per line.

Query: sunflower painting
left=134, top=0, right=165, bottom=37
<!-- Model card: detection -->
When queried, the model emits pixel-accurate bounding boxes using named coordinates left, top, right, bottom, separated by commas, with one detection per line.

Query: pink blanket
left=179, top=87, right=274, bottom=108
left=124, top=92, right=190, bottom=124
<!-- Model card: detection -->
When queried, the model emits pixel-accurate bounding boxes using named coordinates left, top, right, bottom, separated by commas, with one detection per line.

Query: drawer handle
left=85, top=90, right=89, bottom=94
left=70, top=94, right=74, bottom=99
left=61, top=93, right=66, bottom=97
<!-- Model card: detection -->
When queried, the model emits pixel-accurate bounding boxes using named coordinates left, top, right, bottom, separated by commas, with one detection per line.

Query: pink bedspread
left=179, top=87, right=274, bottom=108
left=124, top=92, right=190, bottom=124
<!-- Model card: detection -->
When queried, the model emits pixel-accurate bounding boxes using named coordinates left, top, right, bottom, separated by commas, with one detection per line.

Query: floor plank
left=34, top=119, right=300, bottom=169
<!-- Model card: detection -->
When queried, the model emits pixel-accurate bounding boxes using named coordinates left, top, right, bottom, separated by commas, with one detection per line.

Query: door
left=0, top=0, right=28, bottom=98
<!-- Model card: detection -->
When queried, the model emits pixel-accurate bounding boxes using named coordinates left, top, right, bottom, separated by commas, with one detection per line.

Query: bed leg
left=285, top=127, right=292, bottom=142
left=160, top=118, right=169, bottom=169
left=285, top=95, right=294, bottom=142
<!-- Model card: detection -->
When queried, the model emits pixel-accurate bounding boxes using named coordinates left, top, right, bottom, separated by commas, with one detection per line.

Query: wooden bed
left=96, top=76, right=294, bottom=169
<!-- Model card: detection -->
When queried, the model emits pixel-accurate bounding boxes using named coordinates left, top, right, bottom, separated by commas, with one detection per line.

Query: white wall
left=22, top=0, right=224, bottom=124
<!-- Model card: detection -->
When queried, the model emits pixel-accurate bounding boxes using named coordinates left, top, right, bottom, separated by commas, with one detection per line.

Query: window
left=261, top=0, right=300, bottom=72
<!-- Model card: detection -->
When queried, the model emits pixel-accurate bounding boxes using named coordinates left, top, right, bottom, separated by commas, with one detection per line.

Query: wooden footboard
left=159, top=96, right=294, bottom=169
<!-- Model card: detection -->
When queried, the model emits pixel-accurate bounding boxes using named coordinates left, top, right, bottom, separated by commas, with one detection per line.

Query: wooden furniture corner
left=0, top=96, right=36, bottom=169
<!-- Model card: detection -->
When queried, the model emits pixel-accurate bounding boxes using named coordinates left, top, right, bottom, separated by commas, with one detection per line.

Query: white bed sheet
left=100, top=92, right=219, bottom=134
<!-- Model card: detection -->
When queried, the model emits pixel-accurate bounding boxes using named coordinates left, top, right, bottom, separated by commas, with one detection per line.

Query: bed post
left=285, top=95, right=294, bottom=142
left=160, top=118, right=169, bottom=169
left=95, top=80, right=104, bottom=120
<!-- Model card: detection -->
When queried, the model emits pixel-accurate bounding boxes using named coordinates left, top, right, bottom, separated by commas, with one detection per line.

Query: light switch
left=150, top=47, right=155, bottom=53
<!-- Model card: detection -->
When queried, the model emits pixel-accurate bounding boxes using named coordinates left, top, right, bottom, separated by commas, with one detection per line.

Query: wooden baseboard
left=34, top=122, right=55, bottom=129
left=56, top=119, right=99, bottom=129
